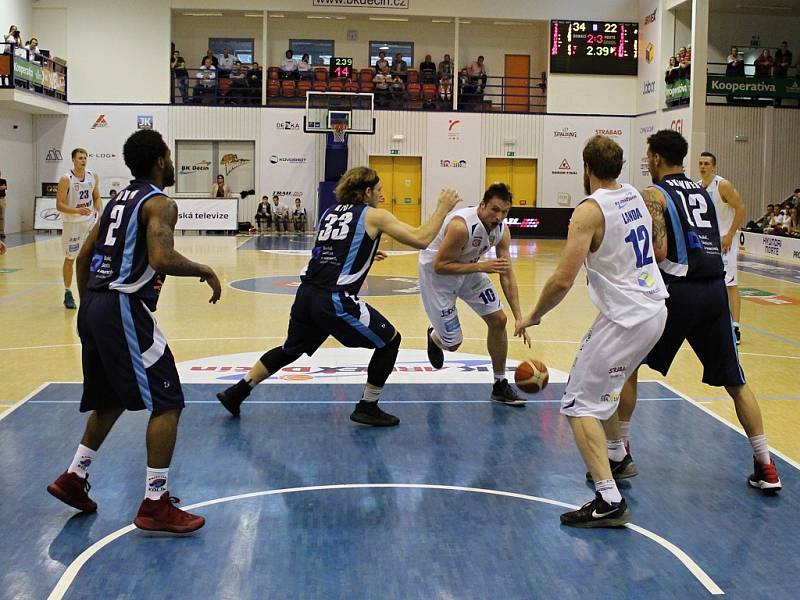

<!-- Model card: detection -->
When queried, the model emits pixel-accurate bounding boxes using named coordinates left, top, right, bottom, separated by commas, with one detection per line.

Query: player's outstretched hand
left=201, top=268, right=222, bottom=304
left=437, top=188, right=460, bottom=212
left=515, top=311, right=541, bottom=334
left=374, top=250, right=388, bottom=261
left=481, top=257, right=510, bottom=274
left=514, top=319, right=532, bottom=347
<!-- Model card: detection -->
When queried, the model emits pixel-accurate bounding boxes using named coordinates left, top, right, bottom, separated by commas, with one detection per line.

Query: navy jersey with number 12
left=88, top=180, right=167, bottom=311
left=301, top=203, right=381, bottom=295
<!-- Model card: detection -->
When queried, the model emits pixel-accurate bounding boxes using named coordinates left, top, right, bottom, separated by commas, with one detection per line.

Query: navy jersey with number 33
left=301, top=203, right=381, bottom=295
left=88, top=180, right=167, bottom=311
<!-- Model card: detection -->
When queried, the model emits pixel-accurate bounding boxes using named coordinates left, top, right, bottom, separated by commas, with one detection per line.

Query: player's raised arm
left=367, top=188, right=459, bottom=249
left=640, top=187, right=668, bottom=262
left=143, top=194, right=221, bottom=303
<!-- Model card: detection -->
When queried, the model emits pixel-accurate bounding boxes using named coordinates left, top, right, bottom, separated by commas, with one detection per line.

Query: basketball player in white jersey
left=698, top=151, right=745, bottom=344
left=420, top=182, right=531, bottom=405
left=56, top=148, right=102, bottom=309
left=515, top=136, right=668, bottom=527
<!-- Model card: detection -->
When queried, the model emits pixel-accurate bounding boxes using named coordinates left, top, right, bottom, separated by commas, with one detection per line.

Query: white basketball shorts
left=418, top=262, right=502, bottom=348
left=61, top=218, right=95, bottom=260
left=560, top=306, right=668, bottom=420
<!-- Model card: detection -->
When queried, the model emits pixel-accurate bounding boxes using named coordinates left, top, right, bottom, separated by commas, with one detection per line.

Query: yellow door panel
left=369, top=156, right=394, bottom=211
left=391, top=156, right=422, bottom=227
left=485, top=158, right=512, bottom=194
left=512, top=158, right=537, bottom=207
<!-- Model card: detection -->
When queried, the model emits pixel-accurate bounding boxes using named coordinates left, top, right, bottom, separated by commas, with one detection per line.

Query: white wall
left=707, top=13, right=800, bottom=64
left=1, top=0, right=32, bottom=43
left=0, top=107, right=35, bottom=233
left=30, top=6, right=67, bottom=61
left=33, top=0, right=171, bottom=103
left=172, top=14, right=264, bottom=68
left=547, top=74, right=638, bottom=115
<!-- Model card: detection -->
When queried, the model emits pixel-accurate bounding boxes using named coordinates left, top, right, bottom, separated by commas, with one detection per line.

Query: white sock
left=494, top=372, right=505, bottom=383
left=595, top=479, right=622, bottom=505
left=619, top=421, right=631, bottom=447
left=607, top=439, right=627, bottom=462
left=145, top=467, right=169, bottom=500
left=68, top=444, right=96, bottom=477
left=65, top=287, right=71, bottom=293
left=361, top=383, right=382, bottom=403
left=749, top=434, right=770, bottom=465
left=733, top=321, right=740, bottom=329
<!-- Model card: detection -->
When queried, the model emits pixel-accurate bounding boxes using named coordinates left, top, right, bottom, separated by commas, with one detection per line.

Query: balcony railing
left=0, top=43, right=68, bottom=102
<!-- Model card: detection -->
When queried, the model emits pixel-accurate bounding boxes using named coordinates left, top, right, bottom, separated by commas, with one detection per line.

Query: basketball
left=515, top=359, right=549, bottom=393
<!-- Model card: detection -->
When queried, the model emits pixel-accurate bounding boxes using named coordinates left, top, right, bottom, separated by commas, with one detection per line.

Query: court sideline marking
left=46, top=483, right=724, bottom=600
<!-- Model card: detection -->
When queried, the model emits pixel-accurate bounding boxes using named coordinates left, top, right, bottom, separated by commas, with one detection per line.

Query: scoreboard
left=329, top=57, right=354, bottom=79
left=550, top=20, right=638, bottom=76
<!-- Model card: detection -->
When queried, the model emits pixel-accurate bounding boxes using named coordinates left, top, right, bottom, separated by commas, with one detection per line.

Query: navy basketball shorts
left=282, top=283, right=396, bottom=356
left=77, top=291, right=184, bottom=412
left=645, top=277, right=746, bottom=387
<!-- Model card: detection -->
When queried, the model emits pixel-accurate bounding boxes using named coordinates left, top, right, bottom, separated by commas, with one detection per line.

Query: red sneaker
left=748, top=457, right=782, bottom=491
left=47, top=470, right=98, bottom=512
left=134, top=492, right=205, bottom=533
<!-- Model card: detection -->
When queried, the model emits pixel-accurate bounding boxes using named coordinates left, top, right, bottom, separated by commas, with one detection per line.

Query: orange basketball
left=515, top=359, right=549, bottom=394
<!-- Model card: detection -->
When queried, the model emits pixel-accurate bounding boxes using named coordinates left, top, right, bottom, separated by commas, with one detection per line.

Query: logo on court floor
left=230, top=275, right=420, bottom=296
left=177, top=348, right=569, bottom=385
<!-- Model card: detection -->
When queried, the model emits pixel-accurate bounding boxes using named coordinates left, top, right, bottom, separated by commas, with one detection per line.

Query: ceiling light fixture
left=182, top=12, right=223, bottom=17
left=244, top=13, right=263, bottom=18
left=369, top=16, right=409, bottom=22
left=735, top=3, right=791, bottom=8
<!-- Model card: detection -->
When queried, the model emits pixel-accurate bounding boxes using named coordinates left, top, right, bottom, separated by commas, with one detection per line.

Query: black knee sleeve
left=259, top=346, right=300, bottom=375
left=367, top=332, right=402, bottom=388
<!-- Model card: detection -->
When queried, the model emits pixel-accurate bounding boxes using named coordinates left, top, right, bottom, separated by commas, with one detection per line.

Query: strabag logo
left=440, top=159, right=468, bottom=168
left=220, top=153, right=251, bottom=175
left=552, top=158, right=577, bottom=175
left=270, top=155, right=307, bottom=164
left=91, top=114, right=108, bottom=129
left=45, top=148, right=63, bottom=161
left=179, top=160, right=211, bottom=175
left=554, top=127, right=577, bottom=138
left=595, top=128, right=623, bottom=137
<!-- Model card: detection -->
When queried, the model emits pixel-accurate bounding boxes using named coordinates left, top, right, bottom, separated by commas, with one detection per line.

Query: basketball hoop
left=332, top=122, right=348, bottom=143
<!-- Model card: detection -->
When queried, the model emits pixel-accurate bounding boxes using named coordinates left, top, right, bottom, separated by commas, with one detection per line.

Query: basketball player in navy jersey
left=617, top=129, right=781, bottom=492
left=217, top=167, right=460, bottom=426
left=47, top=129, right=222, bottom=533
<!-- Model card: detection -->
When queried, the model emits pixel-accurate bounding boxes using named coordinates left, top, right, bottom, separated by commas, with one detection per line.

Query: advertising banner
left=638, top=0, right=660, bottom=114
left=632, top=113, right=657, bottom=191
left=35, top=196, right=237, bottom=231
left=36, top=105, right=169, bottom=197
left=260, top=109, right=317, bottom=222
left=540, top=116, right=631, bottom=208
left=13, top=58, right=42, bottom=85
left=739, top=231, right=800, bottom=263
left=665, top=79, right=690, bottom=104
left=424, top=112, right=482, bottom=215
left=707, top=76, right=800, bottom=100
left=176, top=141, right=214, bottom=194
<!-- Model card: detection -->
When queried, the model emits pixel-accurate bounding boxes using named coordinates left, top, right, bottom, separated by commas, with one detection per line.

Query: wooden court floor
left=1, top=233, right=799, bottom=462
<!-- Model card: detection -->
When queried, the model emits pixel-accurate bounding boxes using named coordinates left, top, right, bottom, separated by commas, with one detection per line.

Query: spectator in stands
left=391, top=52, right=408, bottom=80
left=774, top=42, right=792, bottom=77
left=4, top=26, right=21, bottom=53
left=247, top=62, right=262, bottom=104
left=255, top=195, right=272, bottom=233
left=677, top=47, right=690, bottom=79
left=439, top=72, right=453, bottom=103
left=390, top=72, right=406, bottom=106
left=109, top=189, right=118, bottom=201
left=438, top=53, right=454, bottom=78
left=467, top=55, right=487, bottom=92
left=174, top=56, right=189, bottom=104
left=315, top=57, right=325, bottom=66
left=280, top=49, right=297, bottom=79
left=271, top=195, right=289, bottom=232
left=218, top=49, right=235, bottom=77
left=746, top=204, right=775, bottom=233
left=211, top=175, right=231, bottom=198
left=420, top=54, right=437, bottom=83
left=230, top=60, right=248, bottom=103
left=292, top=198, right=307, bottom=232
left=200, top=49, right=218, bottom=68
left=375, top=50, right=389, bottom=72
left=194, top=56, right=217, bottom=103
left=298, top=54, right=313, bottom=79
left=726, top=46, right=745, bottom=76
left=374, top=64, right=392, bottom=107
left=765, top=205, right=791, bottom=235
left=25, top=37, right=41, bottom=61
left=171, top=50, right=179, bottom=70
left=665, top=56, right=680, bottom=83
left=784, top=188, right=800, bottom=208
left=789, top=206, right=800, bottom=237
left=458, top=67, right=478, bottom=108
left=754, top=49, right=775, bottom=78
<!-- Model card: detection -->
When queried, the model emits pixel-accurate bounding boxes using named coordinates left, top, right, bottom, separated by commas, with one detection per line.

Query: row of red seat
left=268, top=79, right=447, bottom=99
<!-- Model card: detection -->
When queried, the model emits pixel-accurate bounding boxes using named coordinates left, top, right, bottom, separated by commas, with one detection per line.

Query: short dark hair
left=478, top=55, right=484, bottom=60
left=700, top=151, right=717, bottom=165
left=71, top=147, right=87, bottom=159
left=583, top=135, right=624, bottom=180
left=767, top=203, right=775, bottom=208
left=647, top=129, right=688, bottom=167
left=794, top=188, right=800, bottom=193
left=123, top=129, right=168, bottom=178
left=482, top=182, right=513, bottom=205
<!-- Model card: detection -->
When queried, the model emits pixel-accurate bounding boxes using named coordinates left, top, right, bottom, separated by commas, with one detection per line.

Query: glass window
left=209, top=38, right=254, bottom=64
left=176, top=140, right=255, bottom=195
left=288, top=39, right=335, bottom=66
left=369, top=41, right=414, bottom=68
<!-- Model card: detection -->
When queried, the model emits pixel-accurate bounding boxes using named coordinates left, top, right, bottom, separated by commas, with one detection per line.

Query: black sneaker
left=216, top=380, right=252, bottom=417
left=586, top=454, right=639, bottom=482
left=735, top=326, right=741, bottom=346
left=350, top=401, right=400, bottom=427
left=426, top=327, right=444, bottom=369
left=491, top=378, right=526, bottom=406
left=560, top=493, right=630, bottom=528
left=64, top=290, right=77, bottom=310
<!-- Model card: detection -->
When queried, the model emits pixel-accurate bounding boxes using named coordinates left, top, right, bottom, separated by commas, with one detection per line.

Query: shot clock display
left=550, top=20, right=638, bottom=76
left=330, top=57, right=354, bottom=79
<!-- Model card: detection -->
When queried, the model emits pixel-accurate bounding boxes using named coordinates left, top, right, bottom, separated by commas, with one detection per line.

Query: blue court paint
left=2, top=382, right=798, bottom=599
left=237, top=234, right=316, bottom=252
left=739, top=255, right=800, bottom=285
left=230, top=275, right=420, bottom=297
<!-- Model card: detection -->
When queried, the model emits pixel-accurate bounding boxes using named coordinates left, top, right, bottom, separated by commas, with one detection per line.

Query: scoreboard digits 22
left=550, top=20, right=639, bottom=76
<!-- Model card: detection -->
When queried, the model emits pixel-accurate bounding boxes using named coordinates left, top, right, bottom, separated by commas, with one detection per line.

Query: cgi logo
left=670, top=119, right=683, bottom=134
left=642, top=80, right=656, bottom=94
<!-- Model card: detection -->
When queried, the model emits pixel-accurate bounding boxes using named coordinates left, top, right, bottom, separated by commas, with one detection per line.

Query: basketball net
left=332, top=122, right=348, bottom=143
